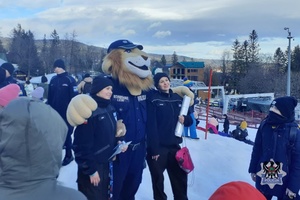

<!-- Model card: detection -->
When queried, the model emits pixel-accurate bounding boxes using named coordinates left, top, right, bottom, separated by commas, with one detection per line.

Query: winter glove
left=66, top=94, right=98, bottom=126
left=171, top=86, right=194, bottom=106
left=116, top=120, right=126, bottom=137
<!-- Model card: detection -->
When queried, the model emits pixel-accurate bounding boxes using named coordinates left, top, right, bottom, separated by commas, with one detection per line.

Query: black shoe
left=191, top=137, right=200, bottom=140
left=62, top=156, right=74, bottom=166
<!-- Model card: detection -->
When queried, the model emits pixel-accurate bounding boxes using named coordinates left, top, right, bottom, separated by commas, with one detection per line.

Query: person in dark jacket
left=146, top=73, right=193, bottom=200
left=0, top=62, right=26, bottom=96
left=73, top=75, right=127, bottom=200
left=0, top=97, right=86, bottom=200
left=48, top=59, right=78, bottom=166
left=248, top=96, right=300, bottom=200
left=223, top=114, right=230, bottom=134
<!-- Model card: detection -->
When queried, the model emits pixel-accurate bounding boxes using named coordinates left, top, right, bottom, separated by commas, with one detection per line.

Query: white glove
left=66, top=94, right=97, bottom=126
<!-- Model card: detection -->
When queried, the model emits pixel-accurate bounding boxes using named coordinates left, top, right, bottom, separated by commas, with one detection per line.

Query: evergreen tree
left=248, top=30, right=260, bottom=65
left=40, top=34, right=50, bottom=74
left=231, top=39, right=242, bottom=92
left=171, top=51, right=178, bottom=65
left=160, top=55, right=166, bottom=66
left=9, top=24, right=41, bottom=76
left=273, top=47, right=286, bottom=74
left=240, top=40, right=249, bottom=76
left=291, top=45, right=300, bottom=72
left=49, top=29, right=60, bottom=63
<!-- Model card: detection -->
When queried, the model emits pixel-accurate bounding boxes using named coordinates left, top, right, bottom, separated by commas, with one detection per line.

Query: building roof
left=177, top=61, right=205, bottom=69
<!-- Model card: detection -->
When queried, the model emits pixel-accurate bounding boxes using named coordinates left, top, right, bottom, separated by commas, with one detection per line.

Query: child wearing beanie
left=0, top=84, right=20, bottom=108
left=31, top=87, right=45, bottom=101
left=73, top=74, right=127, bottom=200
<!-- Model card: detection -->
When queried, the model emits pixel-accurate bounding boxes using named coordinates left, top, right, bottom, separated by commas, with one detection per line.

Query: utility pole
left=284, top=27, right=293, bottom=96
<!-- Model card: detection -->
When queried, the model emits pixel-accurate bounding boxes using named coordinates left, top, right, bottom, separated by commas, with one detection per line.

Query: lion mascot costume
left=67, top=39, right=194, bottom=200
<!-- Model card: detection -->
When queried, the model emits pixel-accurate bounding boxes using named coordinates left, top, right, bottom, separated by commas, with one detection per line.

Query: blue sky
left=1, top=0, right=300, bottom=59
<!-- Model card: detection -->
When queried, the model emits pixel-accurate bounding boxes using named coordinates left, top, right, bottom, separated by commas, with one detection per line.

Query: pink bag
left=175, top=147, right=194, bottom=174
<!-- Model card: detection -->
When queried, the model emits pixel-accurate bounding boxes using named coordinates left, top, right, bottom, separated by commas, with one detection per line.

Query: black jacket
left=48, top=72, right=77, bottom=120
left=73, top=98, right=117, bottom=176
left=146, top=89, right=192, bottom=156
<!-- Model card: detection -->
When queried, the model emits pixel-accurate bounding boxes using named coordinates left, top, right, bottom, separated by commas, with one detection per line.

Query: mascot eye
left=124, top=49, right=132, bottom=53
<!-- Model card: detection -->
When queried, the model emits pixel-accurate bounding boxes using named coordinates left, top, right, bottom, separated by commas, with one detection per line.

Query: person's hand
left=90, top=171, right=100, bottom=186
left=178, top=115, right=185, bottom=124
left=251, top=173, right=256, bottom=182
left=118, top=141, right=128, bottom=152
left=152, top=155, right=160, bottom=161
left=116, top=120, right=126, bottom=137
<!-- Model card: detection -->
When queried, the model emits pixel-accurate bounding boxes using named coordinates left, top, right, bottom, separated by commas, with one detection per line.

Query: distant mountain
left=0, top=36, right=221, bottom=67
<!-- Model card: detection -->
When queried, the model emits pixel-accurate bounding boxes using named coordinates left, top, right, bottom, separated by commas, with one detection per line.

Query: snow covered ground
left=57, top=122, right=260, bottom=200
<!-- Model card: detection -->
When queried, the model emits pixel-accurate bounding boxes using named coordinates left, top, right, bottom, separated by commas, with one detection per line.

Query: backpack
left=82, top=81, right=92, bottom=94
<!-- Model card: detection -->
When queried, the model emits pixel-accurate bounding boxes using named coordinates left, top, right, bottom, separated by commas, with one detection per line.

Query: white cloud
left=153, top=31, right=171, bottom=38
left=1, top=0, right=300, bottom=59
left=147, top=22, right=161, bottom=30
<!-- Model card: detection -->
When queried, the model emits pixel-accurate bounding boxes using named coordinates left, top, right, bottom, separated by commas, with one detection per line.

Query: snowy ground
left=57, top=122, right=261, bottom=200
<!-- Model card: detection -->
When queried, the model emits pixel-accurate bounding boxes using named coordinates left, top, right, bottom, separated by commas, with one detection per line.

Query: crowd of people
left=1, top=47, right=300, bottom=199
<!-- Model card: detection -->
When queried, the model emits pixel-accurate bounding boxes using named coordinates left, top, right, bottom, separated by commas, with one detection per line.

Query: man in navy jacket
left=48, top=59, right=78, bottom=166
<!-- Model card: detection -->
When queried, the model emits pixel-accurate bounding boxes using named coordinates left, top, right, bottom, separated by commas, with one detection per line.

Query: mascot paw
left=172, top=86, right=194, bottom=106
left=67, top=94, right=97, bottom=126
left=116, top=120, right=126, bottom=137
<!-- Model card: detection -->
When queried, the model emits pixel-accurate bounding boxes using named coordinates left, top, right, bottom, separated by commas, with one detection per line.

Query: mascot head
left=102, top=39, right=153, bottom=95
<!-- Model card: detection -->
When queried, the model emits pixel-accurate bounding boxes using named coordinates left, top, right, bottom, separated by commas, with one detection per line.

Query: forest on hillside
left=1, top=25, right=300, bottom=98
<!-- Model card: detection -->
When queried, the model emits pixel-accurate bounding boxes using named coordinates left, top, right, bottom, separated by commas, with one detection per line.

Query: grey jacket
left=0, top=97, right=86, bottom=200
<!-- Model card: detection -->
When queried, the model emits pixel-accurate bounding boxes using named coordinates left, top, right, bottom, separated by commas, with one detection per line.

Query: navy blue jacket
left=249, top=118, right=300, bottom=197
left=47, top=72, right=77, bottom=120
left=146, top=89, right=193, bottom=156
left=110, top=78, right=148, bottom=144
left=73, top=100, right=117, bottom=176
left=0, top=76, right=27, bottom=96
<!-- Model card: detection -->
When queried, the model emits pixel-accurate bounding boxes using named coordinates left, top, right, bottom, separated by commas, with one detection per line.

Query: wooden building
left=169, top=61, right=205, bottom=82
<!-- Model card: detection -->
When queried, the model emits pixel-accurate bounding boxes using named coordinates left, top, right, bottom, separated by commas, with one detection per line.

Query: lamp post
left=284, top=27, right=293, bottom=96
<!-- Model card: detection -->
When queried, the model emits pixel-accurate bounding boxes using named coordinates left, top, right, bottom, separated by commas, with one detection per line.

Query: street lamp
left=284, top=27, right=293, bottom=96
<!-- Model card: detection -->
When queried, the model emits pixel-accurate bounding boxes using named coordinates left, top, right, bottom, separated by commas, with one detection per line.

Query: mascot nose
left=141, top=55, right=148, bottom=60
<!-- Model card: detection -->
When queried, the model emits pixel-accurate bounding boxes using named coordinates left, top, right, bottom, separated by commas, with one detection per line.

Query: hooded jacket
left=0, top=98, right=86, bottom=200
left=249, top=111, right=300, bottom=198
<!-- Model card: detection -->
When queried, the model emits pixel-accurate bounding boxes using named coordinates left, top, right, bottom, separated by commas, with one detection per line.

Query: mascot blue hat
left=107, top=39, right=143, bottom=53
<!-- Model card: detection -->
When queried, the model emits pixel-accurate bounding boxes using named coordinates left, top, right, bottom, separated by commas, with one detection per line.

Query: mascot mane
left=102, top=49, right=153, bottom=91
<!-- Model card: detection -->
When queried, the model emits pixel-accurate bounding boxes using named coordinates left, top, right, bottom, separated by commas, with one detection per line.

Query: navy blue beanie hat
left=107, top=39, right=143, bottom=53
left=53, top=59, right=66, bottom=70
left=153, top=73, right=170, bottom=89
left=271, top=96, right=298, bottom=119
left=90, top=75, right=113, bottom=95
left=1, top=62, right=15, bottom=75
